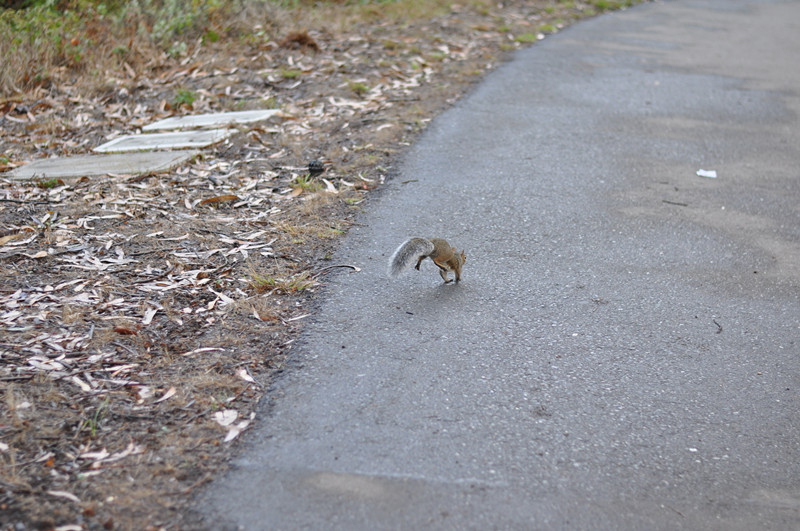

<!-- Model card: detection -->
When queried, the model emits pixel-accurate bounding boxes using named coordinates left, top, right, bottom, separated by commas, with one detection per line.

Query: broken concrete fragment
left=94, top=129, right=234, bottom=153
left=5, top=151, right=198, bottom=181
left=142, top=110, right=280, bottom=131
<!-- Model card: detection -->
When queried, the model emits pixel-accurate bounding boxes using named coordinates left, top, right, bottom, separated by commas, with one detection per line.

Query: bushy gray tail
left=388, top=238, right=434, bottom=278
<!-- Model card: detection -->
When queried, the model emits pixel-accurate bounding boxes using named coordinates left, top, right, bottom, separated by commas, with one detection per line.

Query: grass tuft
left=515, top=33, right=540, bottom=43
left=250, top=271, right=316, bottom=294
left=173, top=88, right=197, bottom=109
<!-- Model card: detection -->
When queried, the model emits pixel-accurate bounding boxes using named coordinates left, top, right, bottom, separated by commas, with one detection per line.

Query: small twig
left=80, top=462, right=134, bottom=471
left=713, top=319, right=723, bottom=334
left=0, top=375, right=34, bottom=382
left=48, top=245, right=87, bottom=257
left=131, top=265, right=176, bottom=284
left=663, top=504, right=684, bottom=517
left=244, top=366, right=264, bottom=388
left=130, top=247, right=184, bottom=257
left=0, top=198, right=52, bottom=204
left=311, top=264, right=360, bottom=278
left=112, top=341, right=139, bottom=356
left=0, top=478, right=34, bottom=493
left=52, top=369, right=90, bottom=382
left=662, top=199, right=688, bottom=207
left=112, top=412, right=155, bottom=422
left=183, top=408, right=211, bottom=425
left=168, top=473, right=214, bottom=496
left=0, top=343, right=25, bottom=352
left=0, top=456, right=42, bottom=470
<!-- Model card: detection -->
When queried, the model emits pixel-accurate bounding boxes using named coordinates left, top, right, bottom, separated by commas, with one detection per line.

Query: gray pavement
left=196, top=1, right=800, bottom=529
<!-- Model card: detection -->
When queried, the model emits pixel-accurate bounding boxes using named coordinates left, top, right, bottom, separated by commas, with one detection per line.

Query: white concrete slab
left=94, top=129, right=233, bottom=153
left=5, top=151, right=198, bottom=181
left=142, top=110, right=280, bottom=131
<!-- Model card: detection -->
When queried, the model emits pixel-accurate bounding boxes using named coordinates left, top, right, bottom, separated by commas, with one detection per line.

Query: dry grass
left=0, top=0, right=636, bottom=96
left=0, top=0, right=477, bottom=96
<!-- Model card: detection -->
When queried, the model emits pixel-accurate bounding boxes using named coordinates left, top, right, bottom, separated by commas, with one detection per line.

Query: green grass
left=591, top=0, right=635, bottom=10
left=318, top=227, right=345, bottom=239
left=348, top=80, right=370, bottom=96
left=293, top=173, right=322, bottom=191
left=77, top=398, right=110, bottom=439
left=280, top=68, right=303, bottom=79
left=36, top=177, right=63, bottom=189
left=515, top=33, right=539, bottom=43
left=173, top=88, right=197, bottom=108
left=0, top=0, right=246, bottom=94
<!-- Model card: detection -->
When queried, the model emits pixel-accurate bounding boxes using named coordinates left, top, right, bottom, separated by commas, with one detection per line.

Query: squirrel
left=388, top=237, right=466, bottom=284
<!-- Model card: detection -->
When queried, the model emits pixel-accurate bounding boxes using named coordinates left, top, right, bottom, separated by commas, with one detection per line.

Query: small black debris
left=308, top=160, right=326, bottom=176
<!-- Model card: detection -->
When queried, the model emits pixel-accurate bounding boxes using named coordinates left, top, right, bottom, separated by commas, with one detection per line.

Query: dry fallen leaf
left=199, top=194, right=240, bottom=206
left=0, top=232, right=21, bottom=245
left=180, top=347, right=225, bottom=357
left=48, top=490, right=81, bottom=503
left=223, top=412, right=256, bottom=442
left=70, top=376, right=92, bottom=392
left=280, top=30, right=319, bottom=52
left=80, top=449, right=111, bottom=461
left=134, top=386, right=153, bottom=402
left=223, top=419, right=249, bottom=443
left=213, top=409, right=239, bottom=427
left=322, top=178, right=338, bottom=193
left=142, top=307, right=158, bottom=325
left=154, top=386, right=176, bottom=403
left=236, top=367, right=256, bottom=383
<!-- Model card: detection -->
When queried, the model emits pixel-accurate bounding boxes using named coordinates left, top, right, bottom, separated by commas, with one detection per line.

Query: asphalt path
left=196, top=1, right=800, bottom=529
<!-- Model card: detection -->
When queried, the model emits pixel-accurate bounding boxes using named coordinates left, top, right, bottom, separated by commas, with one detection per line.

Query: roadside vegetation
left=0, top=0, right=639, bottom=96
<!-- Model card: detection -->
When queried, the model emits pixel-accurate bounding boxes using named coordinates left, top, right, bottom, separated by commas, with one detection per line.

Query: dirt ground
left=0, top=2, right=639, bottom=529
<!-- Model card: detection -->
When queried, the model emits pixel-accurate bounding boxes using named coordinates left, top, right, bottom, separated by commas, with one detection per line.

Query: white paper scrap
left=697, top=169, right=717, bottom=178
